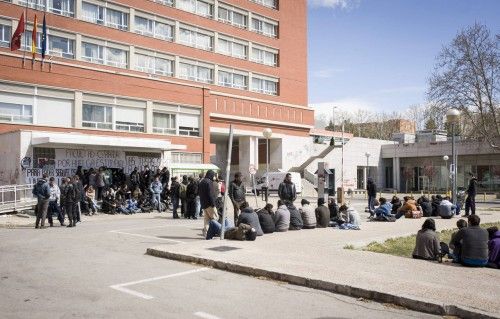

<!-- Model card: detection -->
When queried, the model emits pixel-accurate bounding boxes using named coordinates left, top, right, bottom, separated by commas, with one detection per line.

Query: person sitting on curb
left=257, top=204, right=275, bottom=234
left=450, top=215, right=489, bottom=267
left=224, top=223, right=257, bottom=241
left=417, top=196, right=433, bottom=217
left=448, top=219, right=468, bottom=263
left=487, top=226, right=500, bottom=269
left=390, top=196, right=402, bottom=215
left=412, top=218, right=440, bottom=261
left=438, top=196, right=457, bottom=219
left=273, top=200, right=290, bottom=232
left=287, top=201, right=303, bottom=230
left=328, top=197, right=339, bottom=220
left=299, top=199, right=316, bottom=229
left=206, top=218, right=232, bottom=240
left=315, top=198, right=330, bottom=228
left=237, top=202, right=264, bottom=236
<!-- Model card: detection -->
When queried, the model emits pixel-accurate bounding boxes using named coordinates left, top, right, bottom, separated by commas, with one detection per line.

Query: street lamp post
left=262, top=128, right=273, bottom=203
left=443, top=155, right=449, bottom=196
left=446, top=108, right=461, bottom=207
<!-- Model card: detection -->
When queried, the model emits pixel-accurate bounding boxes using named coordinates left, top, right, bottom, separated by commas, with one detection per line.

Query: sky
left=307, top=0, right=500, bottom=122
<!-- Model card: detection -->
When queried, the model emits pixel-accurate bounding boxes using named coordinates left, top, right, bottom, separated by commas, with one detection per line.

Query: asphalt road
left=0, top=214, right=441, bottom=319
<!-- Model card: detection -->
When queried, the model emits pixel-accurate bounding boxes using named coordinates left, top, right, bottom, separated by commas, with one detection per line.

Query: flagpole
left=22, top=2, right=28, bottom=68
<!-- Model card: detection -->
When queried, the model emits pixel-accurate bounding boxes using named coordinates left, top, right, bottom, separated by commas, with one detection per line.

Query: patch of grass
left=361, top=222, right=500, bottom=258
left=344, top=244, right=355, bottom=250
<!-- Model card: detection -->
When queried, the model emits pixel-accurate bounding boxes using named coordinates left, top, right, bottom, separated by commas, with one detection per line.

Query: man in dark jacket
left=278, top=173, right=297, bottom=203
left=160, top=167, right=170, bottom=190
left=237, top=202, right=263, bottom=236
left=186, top=176, right=198, bottom=219
left=316, top=198, right=330, bottom=228
left=141, top=166, right=153, bottom=192
left=229, top=172, right=246, bottom=224
left=366, top=178, right=377, bottom=216
left=32, top=174, right=51, bottom=229
left=64, top=176, right=78, bottom=227
left=130, top=167, right=140, bottom=189
left=257, top=204, right=275, bottom=234
left=199, top=170, right=218, bottom=236
left=73, top=175, right=84, bottom=223
left=180, top=175, right=188, bottom=217
left=287, top=201, right=303, bottom=230
left=464, top=172, right=477, bottom=216
left=450, top=215, right=489, bottom=267
left=169, top=177, right=180, bottom=219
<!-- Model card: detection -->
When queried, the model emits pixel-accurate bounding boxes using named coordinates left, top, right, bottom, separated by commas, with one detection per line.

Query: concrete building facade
left=0, top=0, right=313, bottom=185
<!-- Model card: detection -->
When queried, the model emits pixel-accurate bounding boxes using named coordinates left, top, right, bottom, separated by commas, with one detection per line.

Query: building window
left=33, top=147, right=56, bottom=169
left=178, top=28, right=213, bottom=51
left=153, top=112, right=176, bottom=135
left=81, top=42, right=127, bottom=68
left=49, top=0, right=75, bottom=17
left=0, top=102, right=33, bottom=124
left=171, top=152, right=202, bottom=164
left=82, top=104, right=112, bottom=129
left=251, top=16, right=278, bottom=38
left=115, top=121, right=144, bottom=132
left=151, top=0, right=174, bottom=7
left=82, top=2, right=128, bottom=30
left=179, top=62, right=213, bottom=84
left=135, top=54, right=173, bottom=76
left=0, top=24, right=11, bottom=48
left=217, top=38, right=247, bottom=59
left=49, top=35, right=74, bottom=59
left=251, top=77, right=278, bottom=95
left=177, top=0, right=213, bottom=18
left=178, top=113, right=200, bottom=136
left=217, top=6, right=247, bottom=29
left=251, top=47, right=277, bottom=66
left=18, top=0, right=46, bottom=10
left=250, top=0, right=278, bottom=9
left=134, top=16, right=173, bottom=41
left=218, top=71, right=247, bottom=90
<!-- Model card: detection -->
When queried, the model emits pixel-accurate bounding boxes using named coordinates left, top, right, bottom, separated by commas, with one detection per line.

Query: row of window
left=7, top=0, right=279, bottom=38
left=0, top=23, right=279, bottom=95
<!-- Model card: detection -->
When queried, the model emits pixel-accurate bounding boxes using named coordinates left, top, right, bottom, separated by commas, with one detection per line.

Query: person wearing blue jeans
left=150, top=176, right=163, bottom=212
left=206, top=219, right=233, bottom=240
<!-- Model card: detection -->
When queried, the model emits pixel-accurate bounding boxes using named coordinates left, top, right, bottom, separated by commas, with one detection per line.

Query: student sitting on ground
left=299, top=199, right=316, bottom=229
left=487, top=226, right=500, bottom=269
left=449, top=219, right=468, bottom=263
left=315, top=198, right=330, bottom=228
left=373, top=197, right=394, bottom=220
left=450, top=215, right=489, bottom=267
left=431, top=195, right=442, bottom=217
left=84, top=185, right=98, bottom=215
left=438, top=196, right=457, bottom=219
left=257, top=204, right=275, bottom=234
left=417, top=196, right=433, bottom=217
left=337, top=204, right=361, bottom=230
left=328, top=197, right=339, bottom=220
left=412, top=218, right=440, bottom=261
left=287, top=201, right=303, bottom=230
left=224, top=223, right=257, bottom=241
left=237, top=202, right=263, bottom=236
left=390, top=196, right=402, bottom=215
left=101, top=189, right=117, bottom=214
left=273, top=200, right=290, bottom=232
left=396, top=196, right=417, bottom=219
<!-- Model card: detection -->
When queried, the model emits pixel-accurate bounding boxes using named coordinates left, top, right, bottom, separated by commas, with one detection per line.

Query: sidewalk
left=147, top=212, right=500, bottom=319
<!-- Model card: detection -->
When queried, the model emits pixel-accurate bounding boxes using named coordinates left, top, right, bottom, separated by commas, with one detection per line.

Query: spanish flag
left=31, top=14, right=37, bottom=64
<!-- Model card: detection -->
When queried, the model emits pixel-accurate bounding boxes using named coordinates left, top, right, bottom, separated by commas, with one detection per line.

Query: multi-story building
left=0, top=0, right=312, bottom=185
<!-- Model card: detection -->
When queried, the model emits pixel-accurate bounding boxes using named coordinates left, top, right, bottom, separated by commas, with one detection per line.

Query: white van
left=253, top=172, right=302, bottom=195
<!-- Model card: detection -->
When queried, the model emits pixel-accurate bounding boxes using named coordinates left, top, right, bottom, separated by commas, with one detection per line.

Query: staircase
left=300, top=178, right=318, bottom=198
left=289, top=145, right=334, bottom=174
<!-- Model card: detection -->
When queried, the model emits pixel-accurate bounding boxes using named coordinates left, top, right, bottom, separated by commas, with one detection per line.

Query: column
left=75, top=34, right=82, bottom=61
left=393, top=157, right=400, bottom=192
left=129, top=8, right=135, bottom=32
left=128, top=46, right=135, bottom=71
left=75, top=0, right=83, bottom=19
left=74, top=91, right=83, bottom=128
left=239, top=136, right=259, bottom=181
left=145, top=101, right=153, bottom=134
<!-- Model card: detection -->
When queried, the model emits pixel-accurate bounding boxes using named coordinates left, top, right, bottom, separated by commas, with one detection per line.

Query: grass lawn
left=358, top=222, right=500, bottom=258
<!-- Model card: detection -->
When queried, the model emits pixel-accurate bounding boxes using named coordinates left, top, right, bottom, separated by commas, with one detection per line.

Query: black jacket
left=278, top=181, right=296, bottom=202
left=287, top=204, right=303, bottom=230
left=467, top=177, right=477, bottom=196
left=186, top=181, right=198, bottom=200
left=170, top=181, right=180, bottom=198
left=229, top=181, right=246, bottom=203
left=367, top=179, right=377, bottom=197
left=237, top=208, right=263, bottom=236
left=199, top=170, right=216, bottom=209
left=257, top=211, right=275, bottom=234
left=64, top=183, right=77, bottom=203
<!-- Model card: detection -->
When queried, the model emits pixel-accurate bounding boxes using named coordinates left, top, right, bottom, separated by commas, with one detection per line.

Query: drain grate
left=207, top=246, right=241, bottom=252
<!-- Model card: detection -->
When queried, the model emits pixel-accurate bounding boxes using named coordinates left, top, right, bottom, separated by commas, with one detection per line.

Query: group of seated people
left=99, top=184, right=158, bottom=215
left=371, top=194, right=464, bottom=221
left=205, top=198, right=362, bottom=240
left=412, top=215, right=500, bottom=268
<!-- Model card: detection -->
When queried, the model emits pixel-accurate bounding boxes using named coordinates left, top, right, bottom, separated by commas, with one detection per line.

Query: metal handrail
left=0, top=184, right=37, bottom=214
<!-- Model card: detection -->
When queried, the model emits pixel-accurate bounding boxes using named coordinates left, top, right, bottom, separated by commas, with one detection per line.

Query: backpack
left=179, top=183, right=187, bottom=199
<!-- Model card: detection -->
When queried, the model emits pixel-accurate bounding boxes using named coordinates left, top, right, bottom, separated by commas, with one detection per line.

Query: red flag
left=31, top=15, right=38, bottom=62
left=10, top=12, right=25, bottom=51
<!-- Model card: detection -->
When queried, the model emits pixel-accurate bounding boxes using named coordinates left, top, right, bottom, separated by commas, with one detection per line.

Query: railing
left=0, top=184, right=37, bottom=214
left=0, top=114, right=33, bottom=124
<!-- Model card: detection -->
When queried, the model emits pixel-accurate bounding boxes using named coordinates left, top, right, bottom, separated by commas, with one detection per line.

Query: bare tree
left=428, top=23, right=500, bottom=149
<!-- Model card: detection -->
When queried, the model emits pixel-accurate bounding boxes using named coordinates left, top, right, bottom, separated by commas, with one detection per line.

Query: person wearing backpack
left=33, top=174, right=51, bottom=229
left=179, top=175, right=188, bottom=218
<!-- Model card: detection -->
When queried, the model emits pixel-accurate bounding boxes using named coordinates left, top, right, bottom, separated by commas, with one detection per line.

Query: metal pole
left=332, top=106, right=335, bottom=132
left=341, top=122, right=344, bottom=204
left=451, top=124, right=456, bottom=206
left=265, top=137, right=269, bottom=203
left=220, top=125, right=234, bottom=240
left=445, top=159, right=449, bottom=196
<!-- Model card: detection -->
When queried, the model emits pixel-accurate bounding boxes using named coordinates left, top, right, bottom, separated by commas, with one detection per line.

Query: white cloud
left=309, top=98, right=376, bottom=122
left=311, top=68, right=345, bottom=78
left=308, top=0, right=360, bottom=10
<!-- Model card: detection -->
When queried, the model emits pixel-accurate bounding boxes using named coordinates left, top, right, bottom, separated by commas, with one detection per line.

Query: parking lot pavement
left=0, top=215, right=439, bottom=319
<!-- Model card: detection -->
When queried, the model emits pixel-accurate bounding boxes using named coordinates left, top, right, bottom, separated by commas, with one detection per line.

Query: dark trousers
left=181, top=198, right=187, bottom=216
left=171, top=196, right=179, bottom=216
left=35, top=199, right=50, bottom=227
left=97, top=186, right=104, bottom=201
left=65, top=202, right=75, bottom=225
left=187, top=199, right=196, bottom=218
left=465, top=196, right=476, bottom=215
left=49, top=201, right=63, bottom=225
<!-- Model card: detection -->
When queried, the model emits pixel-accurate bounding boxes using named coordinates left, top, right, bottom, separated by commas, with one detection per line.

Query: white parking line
left=111, top=224, right=198, bottom=233
left=110, top=267, right=209, bottom=300
left=194, top=311, right=223, bottom=319
left=109, top=230, right=186, bottom=243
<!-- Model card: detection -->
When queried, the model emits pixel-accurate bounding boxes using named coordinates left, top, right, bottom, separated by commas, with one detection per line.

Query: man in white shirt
left=48, top=177, right=63, bottom=226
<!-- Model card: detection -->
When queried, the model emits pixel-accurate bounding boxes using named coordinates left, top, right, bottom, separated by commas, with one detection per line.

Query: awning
left=30, top=131, right=186, bottom=151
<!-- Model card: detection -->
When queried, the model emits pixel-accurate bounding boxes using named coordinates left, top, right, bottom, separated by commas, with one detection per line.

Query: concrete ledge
left=146, top=247, right=499, bottom=319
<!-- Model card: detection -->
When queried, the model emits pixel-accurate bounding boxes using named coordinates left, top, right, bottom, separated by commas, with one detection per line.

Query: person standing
left=278, top=173, right=297, bottom=203
left=186, top=176, right=198, bottom=219
left=464, top=172, right=477, bottom=216
left=130, top=167, right=140, bottom=190
left=199, top=170, right=219, bottom=236
left=73, top=175, right=84, bottom=223
left=48, top=177, right=62, bottom=226
left=229, top=172, right=246, bottom=224
left=32, top=174, right=51, bottom=229
left=150, top=176, right=163, bottom=212
left=160, top=167, right=170, bottom=190
left=366, top=177, right=377, bottom=216
left=96, top=168, right=105, bottom=201
left=88, top=168, right=97, bottom=189
left=170, top=177, right=180, bottom=219
left=59, top=177, right=69, bottom=226
left=64, top=176, right=78, bottom=227
left=196, top=173, right=203, bottom=217
left=141, top=165, right=153, bottom=193
left=180, top=175, right=189, bottom=218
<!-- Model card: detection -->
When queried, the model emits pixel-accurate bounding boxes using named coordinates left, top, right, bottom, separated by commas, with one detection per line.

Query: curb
left=146, top=248, right=499, bottom=319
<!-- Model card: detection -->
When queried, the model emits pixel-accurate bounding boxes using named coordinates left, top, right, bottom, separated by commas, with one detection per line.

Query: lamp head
left=263, top=128, right=273, bottom=139
left=446, top=108, right=460, bottom=123
left=443, top=155, right=449, bottom=161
